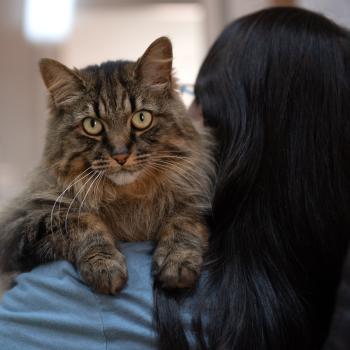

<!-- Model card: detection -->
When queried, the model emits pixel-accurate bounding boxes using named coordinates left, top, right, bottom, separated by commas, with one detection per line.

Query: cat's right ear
left=39, top=59, right=85, bottom=107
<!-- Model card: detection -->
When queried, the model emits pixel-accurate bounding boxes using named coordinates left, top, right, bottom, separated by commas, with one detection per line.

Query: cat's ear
left=135, top=37, right=173, bottom=89
left=39, top=59, right=85, bottom=107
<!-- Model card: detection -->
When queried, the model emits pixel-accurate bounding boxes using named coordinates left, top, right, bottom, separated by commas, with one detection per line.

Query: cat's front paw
left=153, top=247, right=203, bottom=289
left=78, top=250, right=128, bottom=295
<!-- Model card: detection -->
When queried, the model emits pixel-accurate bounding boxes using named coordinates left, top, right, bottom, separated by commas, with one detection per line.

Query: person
left=153, top=7, right=350, bottom=350
left=1, top=6, right=350, bottom=350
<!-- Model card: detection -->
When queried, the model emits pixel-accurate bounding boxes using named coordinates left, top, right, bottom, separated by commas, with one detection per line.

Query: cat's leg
left=0, top=209, right=127, bottom=294
left=73, top=214, right=128, bottom=294
left=153, top=216, right=208, bottom=289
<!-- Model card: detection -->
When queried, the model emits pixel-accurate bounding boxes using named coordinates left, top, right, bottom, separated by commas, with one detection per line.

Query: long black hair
left=154, top=7, right=350, bottom=350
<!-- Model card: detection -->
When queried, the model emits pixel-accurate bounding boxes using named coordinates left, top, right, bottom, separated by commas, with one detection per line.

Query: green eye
left=82, top=118, right=104, bottom=136
left=131, top=111, right=153, bottom=130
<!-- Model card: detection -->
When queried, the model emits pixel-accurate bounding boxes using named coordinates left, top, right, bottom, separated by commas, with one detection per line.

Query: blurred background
left=0, top=0, right=349, bottom=207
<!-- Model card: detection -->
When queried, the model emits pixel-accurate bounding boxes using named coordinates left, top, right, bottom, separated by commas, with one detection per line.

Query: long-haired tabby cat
left=0, top=37, right=213, bottom=294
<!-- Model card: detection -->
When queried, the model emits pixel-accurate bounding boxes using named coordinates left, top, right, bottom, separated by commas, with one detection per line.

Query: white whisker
left=94, top=171, right=105, bottom=205
left=145, top=161, right=212, bottom=207
left=77, top=172, right=102, bottom=226
left=50, top=167, right=93, bottom=237
left=64, top=172, right=97, bottom=235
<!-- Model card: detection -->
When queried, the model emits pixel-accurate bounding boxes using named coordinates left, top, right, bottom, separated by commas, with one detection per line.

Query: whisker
left=146, top=161, right=206, bottom=190
left=133, top=155, right=196, bottom=172
left=152, top=159, right=201, bottom=179
left=146, top=162, right=212, bottom=209
left=152, top=157, right=198, bottom=169
left=77, top=172, right=102, bottom=227
left=64, top=172, right=97, bottom=235
left=50, top=167, right=93, bottom=237
left=93, top=170, right=104, bottom=197
left=135, top=154, right=151, bottom=160
left=56, top=169, right=94, bottom=213
left=56, top=170, right=96, bottom=239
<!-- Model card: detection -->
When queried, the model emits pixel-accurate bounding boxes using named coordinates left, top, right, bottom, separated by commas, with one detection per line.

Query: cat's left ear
left=135, top=37, right=173, bottom=90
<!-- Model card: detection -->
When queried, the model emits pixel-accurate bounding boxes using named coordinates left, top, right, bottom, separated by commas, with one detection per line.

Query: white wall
left=298, top=0, right=350, bottom=27
left=61, top=3, right=206, bottom=85
left=200, top=0, right=272, bottom=46
left=0, top=0, right=51, bottom=208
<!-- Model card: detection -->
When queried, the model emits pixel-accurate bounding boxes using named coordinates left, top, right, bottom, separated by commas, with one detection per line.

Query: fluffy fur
left=0, top=37, right=214, bottom=294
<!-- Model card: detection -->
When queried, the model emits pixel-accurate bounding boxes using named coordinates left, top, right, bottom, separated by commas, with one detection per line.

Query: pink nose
left=113, top=153, right=129, bottom=165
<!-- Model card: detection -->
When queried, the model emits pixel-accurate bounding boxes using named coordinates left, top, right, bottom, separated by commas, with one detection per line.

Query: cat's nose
left=112, top=147, right=130, bottom=165
left=114, top=153, right=129, bottom=165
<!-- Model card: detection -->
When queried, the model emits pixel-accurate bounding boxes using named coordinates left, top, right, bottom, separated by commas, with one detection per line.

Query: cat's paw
left=78, top=251, right=128, bottom=295
left=153, top=248, right=203, bottom=289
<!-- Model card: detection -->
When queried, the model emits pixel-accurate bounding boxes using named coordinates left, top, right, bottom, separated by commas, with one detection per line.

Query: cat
left=0, top=37, right=214, bottom=294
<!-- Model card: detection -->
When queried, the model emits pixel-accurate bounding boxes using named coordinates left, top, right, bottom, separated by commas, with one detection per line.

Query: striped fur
left=0, top=37, right=214, bottom=294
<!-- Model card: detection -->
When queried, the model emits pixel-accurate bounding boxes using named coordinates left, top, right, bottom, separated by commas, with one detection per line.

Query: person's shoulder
left=0, top=243, right=157, bottom=350
left=1, top=260, right=98, bottom=316
left=0, top=261, right=107, bottom=350
left=14, top=260, right=85, bottom=296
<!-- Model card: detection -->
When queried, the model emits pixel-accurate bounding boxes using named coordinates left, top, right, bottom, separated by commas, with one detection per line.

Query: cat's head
left=39, top=37, right=199, bottom=191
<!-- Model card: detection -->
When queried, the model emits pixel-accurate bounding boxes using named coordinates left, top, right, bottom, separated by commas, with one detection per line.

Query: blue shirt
left=0, top=242, right=159, bottom=350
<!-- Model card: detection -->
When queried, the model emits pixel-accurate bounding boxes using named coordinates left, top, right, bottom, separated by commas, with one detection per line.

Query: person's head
left=195, top=6, right=350, bottom=220
left=155, top=7, right=350, bottom=350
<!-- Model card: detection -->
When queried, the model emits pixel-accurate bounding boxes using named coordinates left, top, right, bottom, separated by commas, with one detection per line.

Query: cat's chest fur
left=100, top=192, right=172, bottom=241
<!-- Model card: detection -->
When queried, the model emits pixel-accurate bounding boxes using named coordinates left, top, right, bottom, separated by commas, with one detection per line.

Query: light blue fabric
left=0, top=241, right=159, bottom=350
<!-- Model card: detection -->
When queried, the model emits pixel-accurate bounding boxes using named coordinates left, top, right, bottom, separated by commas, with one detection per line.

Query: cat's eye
left=82, top=117, right=104, bottom=136
left=131, top=111, right=153, bottom=130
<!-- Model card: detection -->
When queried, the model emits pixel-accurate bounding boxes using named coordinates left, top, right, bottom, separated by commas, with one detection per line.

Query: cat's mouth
left=106, top=169, right=141, bottom=186
left=90, top=156, right=145, bottom=186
